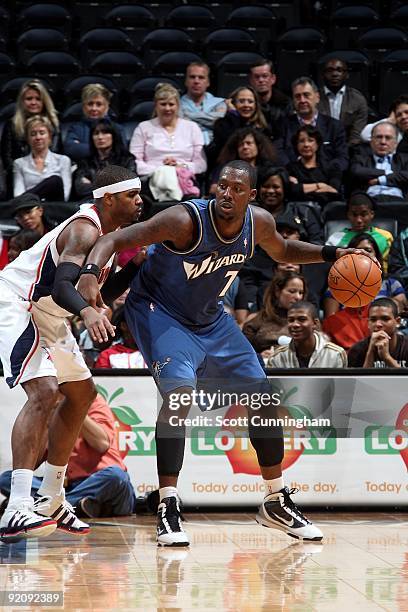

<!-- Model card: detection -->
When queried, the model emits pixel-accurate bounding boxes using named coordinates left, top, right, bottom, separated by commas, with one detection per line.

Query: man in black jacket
left=248, top=59, right=290, bottom=140
left=276, top=77, right=348, bottom=172
left=350, top=121, right=408, bottom=200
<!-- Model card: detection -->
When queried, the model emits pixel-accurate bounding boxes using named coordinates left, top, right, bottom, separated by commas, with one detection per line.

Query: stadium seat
left=357, top=27, right=408, bottom=63
left=17, top=28, right=68, bottom=65
left=188, top=1, right=233, bottom=22
left=63, top=75, right=118, bottom=106
left=89, top=52, right=145, bottom=91
left=332, top=0, right=380, bottom=8
left=276, top=27, right=326, bottom=93
left=378, top=50, right=408, bottom=115
left=0, top=54, right=16, bottom=79
left=26, top=52, right=80, bottom=91
left=390, top=5, right=408, bottom=28
left=203, top=28, right=258, bottom=65
left=79, top=28, right=134, bottom=68
left=215, top=51, right=265, bottom=98
left=0, top=7, right=10, bottom=37
left=142, top=29, right=194, bottom=68
left=71, top=1, right=111, bottom=34
left=129, top=77, right=181, bottom=106
left=140, top=1, right=177, bottom=22
left=61, top=102, right=83, bottom=122
left=317, top=50, right=370, bottom=97
left=0, top=102, right=16, bottom=121
left=128, top=101, right=155, bottom=123
left=152, top=51, right=202, bottom=82
left=104, top=5, right=156, bottom=45
left=0, top=76, right=54, bottom=105
left=331, top=6, right=379, bottom=49
left=121, top=121, right=138, bottom=147
left=0, top=34, right=7, bottom=52
left=165, top=6, right=217, bottom=42
left=225, top=6, right=279, bottom=55
left=324, top=218, right=398, bottom=241
left=16, top=4, right=72, bottom=35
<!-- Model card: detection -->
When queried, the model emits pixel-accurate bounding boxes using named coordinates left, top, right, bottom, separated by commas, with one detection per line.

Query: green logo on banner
left=365, top=426, right=408, bottom=454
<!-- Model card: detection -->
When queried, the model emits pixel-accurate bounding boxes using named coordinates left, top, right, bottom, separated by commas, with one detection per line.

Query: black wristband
left=321, top=245, right=338, bottom=262
left=80, top=263, right=101, bottom=278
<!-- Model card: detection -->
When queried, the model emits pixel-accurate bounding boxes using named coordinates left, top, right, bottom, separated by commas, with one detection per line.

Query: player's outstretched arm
left=77, top=205, right=194, bottom=307
left=253, top=207, right=380, bottom=266
left=52, top=218, right=116, bottom=343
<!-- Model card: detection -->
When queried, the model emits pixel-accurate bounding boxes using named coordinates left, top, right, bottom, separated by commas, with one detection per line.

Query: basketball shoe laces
left=265, top=487, right=311, bottom=525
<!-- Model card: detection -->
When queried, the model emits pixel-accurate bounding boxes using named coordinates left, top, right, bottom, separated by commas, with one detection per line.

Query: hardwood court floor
left=0, top=512, right=406, bottom=611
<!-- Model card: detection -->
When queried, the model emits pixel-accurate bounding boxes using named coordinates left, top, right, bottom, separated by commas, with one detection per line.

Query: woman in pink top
left=129, top=83, right=206, bottom=199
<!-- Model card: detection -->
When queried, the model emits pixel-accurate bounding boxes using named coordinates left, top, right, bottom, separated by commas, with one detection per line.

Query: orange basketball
left=328, top=253, right=382, bottom=308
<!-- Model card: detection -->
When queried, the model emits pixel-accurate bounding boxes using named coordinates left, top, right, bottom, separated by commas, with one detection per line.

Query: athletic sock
left=9, top=469, right=33, bottom=504
left=159, top=486, right=178, bottom=502
left=37, top=462, right=67, bottom=498
left=263, top=476, right=284, bottom=496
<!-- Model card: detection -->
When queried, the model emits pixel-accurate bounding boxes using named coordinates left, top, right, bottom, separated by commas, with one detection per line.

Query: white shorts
left=0, top=281, right=91, bottom=388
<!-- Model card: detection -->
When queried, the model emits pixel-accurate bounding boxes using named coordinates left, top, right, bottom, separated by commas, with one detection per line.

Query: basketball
left=328, top=253, right=382, bottom=308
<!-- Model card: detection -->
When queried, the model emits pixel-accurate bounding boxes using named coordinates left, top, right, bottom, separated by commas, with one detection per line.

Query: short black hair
left=347, top=191, right=376, bottom=212
left=369, top=297, right=398, bottom=318
left=391, top=94, right=408, bottom=114
left=257, top=165, right=291, bottom=194
left=219, top=160, right=257, bottom=189
left=93, top=165, right=138, bottom=191
left=291, top=124, right=323, bottom=150
left=288, top=300, right=318, bottom=319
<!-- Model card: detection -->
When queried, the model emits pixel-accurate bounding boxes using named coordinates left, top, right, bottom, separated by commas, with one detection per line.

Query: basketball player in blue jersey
left=78, top=160, right=369, bottom=546
left=0, top=166, right=144, bottom=542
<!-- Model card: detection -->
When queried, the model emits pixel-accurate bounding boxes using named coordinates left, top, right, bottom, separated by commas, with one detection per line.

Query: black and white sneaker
left=0, top=498, right=57, bottom=543
left=256, top=487, right=323, bottom=542
left=157, top=496, right=189, bottom=547
left=34, top=493, right=90, bottom=535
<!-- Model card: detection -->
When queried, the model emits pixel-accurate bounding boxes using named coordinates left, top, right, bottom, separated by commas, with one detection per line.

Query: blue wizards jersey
left=130, top=199, right=255, bottom=327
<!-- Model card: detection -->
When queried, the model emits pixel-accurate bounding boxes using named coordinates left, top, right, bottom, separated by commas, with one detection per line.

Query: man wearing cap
left=0, top=165, right=143, bottom=543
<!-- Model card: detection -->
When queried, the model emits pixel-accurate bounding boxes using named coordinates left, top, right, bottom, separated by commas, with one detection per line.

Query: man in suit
left=318, top=58, right=368, bottom=146
left=350, top=121, right=408, bottom=201
left=361, top=94, right=408, bottom=155
left=276, top=77, right=349, bottom=172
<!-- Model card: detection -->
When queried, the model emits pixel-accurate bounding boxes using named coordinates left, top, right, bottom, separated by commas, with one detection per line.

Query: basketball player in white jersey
left=0, top=165, right=143, bottom=542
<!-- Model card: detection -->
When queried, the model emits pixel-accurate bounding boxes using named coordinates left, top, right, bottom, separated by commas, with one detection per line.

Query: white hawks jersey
left=0, top=203, right=114, bottom=317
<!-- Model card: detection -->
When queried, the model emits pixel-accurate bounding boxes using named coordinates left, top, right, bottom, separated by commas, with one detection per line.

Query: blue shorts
left=124, top=290, right=266, bottom=393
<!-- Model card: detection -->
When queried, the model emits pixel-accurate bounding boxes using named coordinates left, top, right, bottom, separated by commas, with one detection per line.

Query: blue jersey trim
left=208, top=200, right=250, bottom=245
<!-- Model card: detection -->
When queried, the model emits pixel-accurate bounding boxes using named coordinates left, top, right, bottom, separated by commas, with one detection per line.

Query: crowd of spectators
left=1, top=52, right=408, bottom=370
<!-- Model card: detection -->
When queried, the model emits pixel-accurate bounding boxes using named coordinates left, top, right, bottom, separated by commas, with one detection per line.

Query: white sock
left=159, top=486, right=178, bottom=502
left=9, top=469, right=33, bottom=504
left=37, top=462, right=67, bottom=498
left=264, top=476, right=284, bottom=496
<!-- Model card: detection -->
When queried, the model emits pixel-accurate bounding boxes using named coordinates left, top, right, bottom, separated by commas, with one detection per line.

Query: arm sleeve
left=185, top=122, right=207, bottom=174
left=100, top=260, right=139, bottom=304
left=51, top=262, right=89, bottom=316
left=12, top=159, right=26, bottom=196
left=63, top=123, right=89, bottom=161
left=61, top=155, right=72, bottom=201
left=129, top=124, right=155, bottom=176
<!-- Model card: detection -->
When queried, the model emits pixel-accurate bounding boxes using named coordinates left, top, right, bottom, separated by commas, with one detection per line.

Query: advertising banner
left=0, top=375, right=407, bottom=506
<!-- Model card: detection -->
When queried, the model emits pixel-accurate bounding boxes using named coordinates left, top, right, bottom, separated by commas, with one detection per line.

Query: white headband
left=92, top=178, right=141, bottom=199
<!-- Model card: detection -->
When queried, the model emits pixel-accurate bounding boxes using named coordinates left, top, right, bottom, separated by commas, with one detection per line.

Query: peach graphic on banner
left=96, top=384, right=141, bottom=459
left=222, top=401, right=308, bottom=474
left=396, top=402, right=408, bottom=470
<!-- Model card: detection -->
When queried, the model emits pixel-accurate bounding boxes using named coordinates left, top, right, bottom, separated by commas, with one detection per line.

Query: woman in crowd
left=64, top=83, right=123, bottom=162
left=324, top=232, right=407, bottom=317
left=74, top=120, right=136, bottom=200
left=207, top=86, right=271, bottom=169
left=287, top=125, right=342, bottom=206
left=239, top=165, right=323, bottom=309
left=242, top=271, right=306, bottom=360
left=7, top=228, right=41, bottom=262
left=209, top=127, right=277, bottom=194
left=130, top=83, right=206, bottom=201
left=1, top=79, right=60, bottom=172
left=13, top=116, right=72, bottom=201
